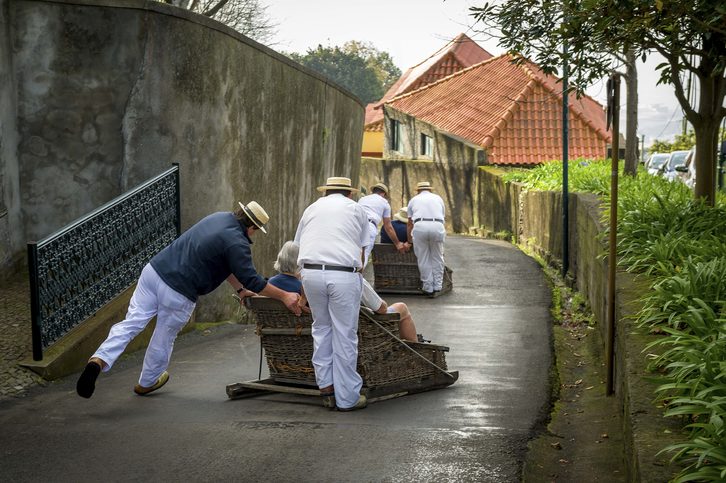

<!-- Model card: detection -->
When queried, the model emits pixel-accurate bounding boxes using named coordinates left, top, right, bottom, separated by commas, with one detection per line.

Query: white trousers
left=301, top=268, right=363, bottom=409
left=412, top=221, right=446, bottom=292
left=362, top=221, right=378, bottom=267
left=93, top=263, right=196, bottom=387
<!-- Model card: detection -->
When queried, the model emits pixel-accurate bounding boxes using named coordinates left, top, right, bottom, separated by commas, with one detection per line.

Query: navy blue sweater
left=150, top=212, right=267, bottom=302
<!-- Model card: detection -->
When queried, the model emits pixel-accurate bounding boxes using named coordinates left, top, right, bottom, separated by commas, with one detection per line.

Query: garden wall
left=2, top=0, right=364, bottom=321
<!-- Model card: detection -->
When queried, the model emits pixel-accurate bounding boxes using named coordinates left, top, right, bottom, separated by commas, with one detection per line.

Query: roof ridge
left=519, top=59, right=609, bottom=141
left=385, top=53, right=513, bottom=104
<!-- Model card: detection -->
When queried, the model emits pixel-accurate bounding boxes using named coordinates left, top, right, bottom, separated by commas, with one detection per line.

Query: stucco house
left=382, top=53, right=610, bottom=166
left=362, top=33, right=493, bottom=157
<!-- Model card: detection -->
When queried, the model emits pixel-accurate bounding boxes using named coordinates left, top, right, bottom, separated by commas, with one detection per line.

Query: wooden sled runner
left=371, top=243, right=453, bottom=296
left=226, top=297, right=458, bottom=404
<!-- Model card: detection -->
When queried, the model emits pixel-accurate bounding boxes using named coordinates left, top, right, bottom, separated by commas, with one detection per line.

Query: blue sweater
left=380, top=220, right=408, bottom=244
left=267, top=273, right=303, bottom=294
left=150, top=212, right=267, bottom=302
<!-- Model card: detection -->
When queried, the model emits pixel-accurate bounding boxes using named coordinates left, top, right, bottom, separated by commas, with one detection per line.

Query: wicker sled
left=226, top=297, right=458, bottom=404
left=371, top=243, right=453, bottom=296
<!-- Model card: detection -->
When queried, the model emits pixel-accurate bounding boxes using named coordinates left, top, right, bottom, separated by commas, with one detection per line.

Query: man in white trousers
left=76, top=201, right=301, bottom=399
left=358, top=182, right=407, bottom=266
left=295, top=177, right=369, bottom=411
left=407, top=181, right=446, bottom=296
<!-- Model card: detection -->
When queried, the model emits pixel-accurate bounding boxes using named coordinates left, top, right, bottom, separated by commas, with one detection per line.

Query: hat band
left=326, top=183, right=353, bottom=189
left=243, top=206, right=266, bottom=228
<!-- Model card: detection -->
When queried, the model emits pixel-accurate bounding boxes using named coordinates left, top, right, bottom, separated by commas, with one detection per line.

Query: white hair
left=273, top=241, right=300, bottom=275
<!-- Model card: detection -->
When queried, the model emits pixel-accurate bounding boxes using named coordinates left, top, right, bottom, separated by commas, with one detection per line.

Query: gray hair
left=273, top=241, right=300, bottom=275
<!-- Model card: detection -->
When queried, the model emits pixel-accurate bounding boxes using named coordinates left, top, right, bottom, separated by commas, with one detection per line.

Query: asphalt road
left=0, top=236, right=552, bottom=482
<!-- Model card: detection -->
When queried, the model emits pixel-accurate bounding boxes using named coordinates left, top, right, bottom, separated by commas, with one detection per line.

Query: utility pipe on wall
left=606, top=74, right=621, bottom=396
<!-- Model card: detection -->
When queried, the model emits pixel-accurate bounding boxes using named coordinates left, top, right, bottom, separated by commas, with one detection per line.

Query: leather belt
left=368, top=219, right=377, bottom=226
left=303, top=263, right=360, bottom=273
left=413, top=218, right=444, bottom=223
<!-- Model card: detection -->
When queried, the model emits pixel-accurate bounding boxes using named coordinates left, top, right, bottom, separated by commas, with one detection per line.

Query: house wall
left=4, top=0, right=363, bottom=321
left=362, top=130, right=382, bottom=157
left=369, top=106, right=483, bottom=233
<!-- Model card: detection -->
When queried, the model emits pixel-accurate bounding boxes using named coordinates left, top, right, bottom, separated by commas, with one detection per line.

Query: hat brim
left=238, top=202, right=267, bottom=234
left=316, top=185, right=359, bottom=193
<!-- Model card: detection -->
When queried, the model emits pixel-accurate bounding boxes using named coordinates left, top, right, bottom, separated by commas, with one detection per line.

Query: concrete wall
left=477, top=167, right=521, bottom=239
left=360, top=157, right=477, bottom=234
left=4, top=0, right=363, bottom=320
left=0, top=0, right=23, bottom=277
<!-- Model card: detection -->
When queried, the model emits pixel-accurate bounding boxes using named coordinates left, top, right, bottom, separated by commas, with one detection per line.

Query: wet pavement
left=0, top=235, right=552, bottom=482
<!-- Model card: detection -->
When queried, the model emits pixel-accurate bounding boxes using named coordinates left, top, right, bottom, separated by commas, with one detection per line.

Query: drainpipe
left=606, top=75, right=621, bottom=396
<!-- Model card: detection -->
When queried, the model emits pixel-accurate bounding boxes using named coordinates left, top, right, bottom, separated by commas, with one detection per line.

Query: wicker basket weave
left=372, top=243, right=453, bottom=294
left=245, top=297, right=449, bottom=389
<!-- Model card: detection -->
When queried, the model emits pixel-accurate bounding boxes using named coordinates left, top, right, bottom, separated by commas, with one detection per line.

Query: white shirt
left=358, top=193, right=391, bottom=226
left=407, top=190, right=446, bottom=222
left=295, top=194, right=369, bottom=268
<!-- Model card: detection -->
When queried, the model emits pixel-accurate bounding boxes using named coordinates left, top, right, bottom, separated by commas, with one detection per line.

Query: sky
left=266, top=0, right=690, bottom=146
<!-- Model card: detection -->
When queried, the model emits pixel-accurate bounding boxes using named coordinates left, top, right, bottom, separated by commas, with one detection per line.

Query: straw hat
left=371, top=182, right=389, bottom=194
left=238, top=201, right=269, bottom=234
left=393, top=207, right=408, bottom=223
left=416, top=181, right=433, bottom=191
left=316, top=176, right=359, bottom=193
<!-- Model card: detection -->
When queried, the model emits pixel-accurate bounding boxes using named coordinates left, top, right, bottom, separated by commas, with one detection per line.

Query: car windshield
left=649, top=154, right=669, bottom=169
left=668, top=151, right=689, bottom=169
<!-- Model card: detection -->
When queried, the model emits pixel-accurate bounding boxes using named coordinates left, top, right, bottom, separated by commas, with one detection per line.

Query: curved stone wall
left=4, top=0, right=363, bottom=319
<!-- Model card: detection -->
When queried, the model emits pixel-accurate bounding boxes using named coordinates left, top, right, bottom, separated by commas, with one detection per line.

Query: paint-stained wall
left=3, top=0, right=363, bottom=320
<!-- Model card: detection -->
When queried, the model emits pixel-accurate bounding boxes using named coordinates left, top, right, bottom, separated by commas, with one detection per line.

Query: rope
left=359, top=309, right=456, bottom=380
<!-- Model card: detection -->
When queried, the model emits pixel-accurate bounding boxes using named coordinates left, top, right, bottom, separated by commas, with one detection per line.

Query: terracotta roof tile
left=386, top=54, right=610, bottom=166
left=365, top=33, right=492, bottom=128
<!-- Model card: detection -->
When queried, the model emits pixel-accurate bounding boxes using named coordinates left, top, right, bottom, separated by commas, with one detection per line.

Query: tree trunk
left=691, top=34, right=726, bottom=206
left=624, top=49, right=638, bottom=176
left=693, top=120, right=719, bottom=205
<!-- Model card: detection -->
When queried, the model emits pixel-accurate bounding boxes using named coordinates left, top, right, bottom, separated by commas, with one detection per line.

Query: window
left=390, top=119, right=402, bottom=152
left=421, top=133, right=433, bottom=157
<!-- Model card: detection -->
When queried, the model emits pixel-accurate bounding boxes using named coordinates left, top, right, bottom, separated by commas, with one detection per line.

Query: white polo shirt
left=295, top=194, right=369, bottom=268
left=358, top=193, right=391, bottom=226
left=407, top=190, right=446, bottom=222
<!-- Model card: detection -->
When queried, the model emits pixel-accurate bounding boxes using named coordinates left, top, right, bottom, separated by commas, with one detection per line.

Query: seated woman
left=267, top=241, right=303, bottom=294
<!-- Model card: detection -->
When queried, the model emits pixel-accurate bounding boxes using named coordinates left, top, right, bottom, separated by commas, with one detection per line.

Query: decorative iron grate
left=28, top=165, right=180, bottom=360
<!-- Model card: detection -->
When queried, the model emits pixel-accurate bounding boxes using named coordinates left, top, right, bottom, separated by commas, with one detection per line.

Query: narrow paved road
left=0, top=236, right=552, bottom=482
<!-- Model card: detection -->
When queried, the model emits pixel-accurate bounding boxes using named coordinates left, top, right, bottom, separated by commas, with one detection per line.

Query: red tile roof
left=364, top=33, right=493, bottom=128
left=386, top=54, right=610, bottom=165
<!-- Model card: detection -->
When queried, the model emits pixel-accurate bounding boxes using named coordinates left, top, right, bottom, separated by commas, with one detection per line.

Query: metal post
left=606, top=75, right=621, bottom=396
left=27, top=242, right=43, bottom=361
left=562, top=39, right=569, bottom=278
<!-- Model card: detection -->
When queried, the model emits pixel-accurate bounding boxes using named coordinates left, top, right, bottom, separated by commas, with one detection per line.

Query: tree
left=287, top=43, right=401, bottom=105
left=341, top=41, right=402, bottom=93
left=162, top=0, right=277, bottom=44
left=471, top=1, right=641, bottom=176
left=472, top=0, right=726, bottom=206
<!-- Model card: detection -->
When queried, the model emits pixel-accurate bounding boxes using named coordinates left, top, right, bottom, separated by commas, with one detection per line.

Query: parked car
left=675, top=147, right=696, bottom=189
left=663, top=150, right=691, bottom=182
left=646, top=153, right=671, bottom=176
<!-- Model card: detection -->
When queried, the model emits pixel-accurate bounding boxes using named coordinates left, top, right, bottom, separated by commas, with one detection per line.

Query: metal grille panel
left=28, top=165, right=180, bottom=360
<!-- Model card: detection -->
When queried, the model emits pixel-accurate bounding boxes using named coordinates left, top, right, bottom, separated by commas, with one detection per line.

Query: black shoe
left=76, top=361, right=102, bottom=398
left=416, top=334, right=431, bottom=343
left=421, top=289, right=434, bottom=297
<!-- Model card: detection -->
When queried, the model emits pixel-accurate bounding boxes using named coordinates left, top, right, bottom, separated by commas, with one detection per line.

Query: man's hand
left=236, top=289, right=256, bottom=304
left=395, top=241, right=407, bottom=254
left=282, top=292, right=302, bottom=316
